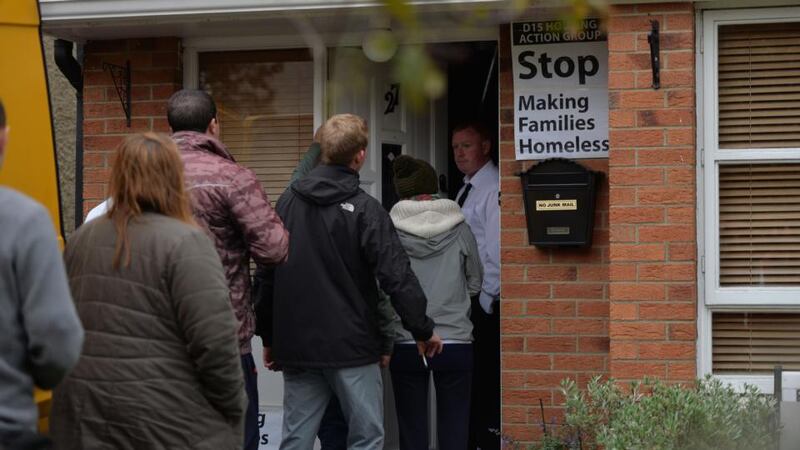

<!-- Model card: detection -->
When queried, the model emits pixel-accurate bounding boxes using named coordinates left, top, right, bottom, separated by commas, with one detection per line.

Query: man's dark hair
left=452, top=120, right=490, bottom=142
left=167, top=90, right=217, bottom=133
left=0, top=99, right=6, bottom=128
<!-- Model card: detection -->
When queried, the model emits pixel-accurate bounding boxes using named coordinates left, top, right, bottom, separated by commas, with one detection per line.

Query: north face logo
left=340, top=202, right=355, bottom=212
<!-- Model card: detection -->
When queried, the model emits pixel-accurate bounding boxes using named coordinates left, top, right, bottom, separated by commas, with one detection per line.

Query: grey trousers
left=280, top=363, right=384, bottom=450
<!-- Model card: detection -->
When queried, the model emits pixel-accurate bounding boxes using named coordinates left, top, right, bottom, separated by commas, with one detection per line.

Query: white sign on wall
left=511, top=19, right=609, bottom=160
left=257, top=406, right=322, bottom=449
left=258, top=407, right=283, bottom=449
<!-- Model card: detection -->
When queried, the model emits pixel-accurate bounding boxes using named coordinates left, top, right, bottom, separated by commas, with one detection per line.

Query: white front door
left=328, top=47, right=449, bottom=450
left=328, top=47, right=446, bottom=205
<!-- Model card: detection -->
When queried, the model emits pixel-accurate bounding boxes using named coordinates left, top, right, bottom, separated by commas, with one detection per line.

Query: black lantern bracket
left=103, top=60, right=132, bottom=126
left=647, top=20, right=661, bottom=90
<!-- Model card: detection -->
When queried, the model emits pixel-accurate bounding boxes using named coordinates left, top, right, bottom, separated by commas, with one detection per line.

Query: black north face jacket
left=255, top=164, right=434, bottom=368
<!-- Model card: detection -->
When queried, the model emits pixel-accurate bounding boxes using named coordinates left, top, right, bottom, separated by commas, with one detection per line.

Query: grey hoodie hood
left=389, top=199, right=465, bottom=258
left=388, top=198, right=482, bottom=342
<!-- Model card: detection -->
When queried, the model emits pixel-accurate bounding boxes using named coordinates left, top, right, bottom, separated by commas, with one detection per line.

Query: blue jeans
left=242, top=353, right=259, bottom=450
left=390, top=343, right=473, bottom=450
left=281, top=364, right=384, bottom=450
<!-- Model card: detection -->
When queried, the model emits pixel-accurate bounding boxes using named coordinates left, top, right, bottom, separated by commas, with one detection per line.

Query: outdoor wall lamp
left=362, top=28, right=398, bottom=63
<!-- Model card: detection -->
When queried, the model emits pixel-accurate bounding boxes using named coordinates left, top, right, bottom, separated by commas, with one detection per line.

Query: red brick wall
left=499, top=26, right=611, bottom=443
left=499, top=2, right=697, bottom=444
left=81, top=38, right=182, bottom=217
left=606, top=3, right=697, bottom=383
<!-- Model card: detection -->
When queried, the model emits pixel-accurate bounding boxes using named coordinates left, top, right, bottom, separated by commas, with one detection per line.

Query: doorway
left=431, top=41, right=499, bottom=450
left=435, top=41, right=499, bottom=200
left=327, top=40, right=499, bottom=450
left=328, top=41, right=499, bottom=208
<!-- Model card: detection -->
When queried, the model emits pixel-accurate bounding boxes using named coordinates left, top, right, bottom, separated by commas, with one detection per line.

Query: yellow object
left=0, top=0, right=63, bottom=434
left=0, top=0, right=63, bottom=239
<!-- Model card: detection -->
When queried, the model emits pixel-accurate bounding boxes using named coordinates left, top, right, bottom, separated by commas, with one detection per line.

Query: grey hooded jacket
left=0, top=187, right=83, bottom=436
left=389, top=199, right=483, bottom=342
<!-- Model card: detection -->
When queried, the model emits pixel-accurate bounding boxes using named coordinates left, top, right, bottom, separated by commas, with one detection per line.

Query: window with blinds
left=719, top=163, right=800, bottom=286
left=718, top=22, right=800, bottom=149
left=199, top=50, right=314, bottom=205
left=713, top=312, right=800, bottom=374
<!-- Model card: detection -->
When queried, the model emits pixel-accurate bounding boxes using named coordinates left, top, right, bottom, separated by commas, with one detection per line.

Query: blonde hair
left=108, top=132, right=195, bottom=268
left=319, top=114, right=368, bottom=166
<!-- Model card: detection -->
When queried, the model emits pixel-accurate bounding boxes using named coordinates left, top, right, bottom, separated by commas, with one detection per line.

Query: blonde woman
left=51, top=132, right=245, bottom=450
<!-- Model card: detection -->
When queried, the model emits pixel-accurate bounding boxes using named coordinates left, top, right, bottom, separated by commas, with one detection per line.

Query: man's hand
left=263, top=346, right=280, bottom=371
left=416, top=332, right=444, bottom=358
left=380, top=355, right=391, bottom=368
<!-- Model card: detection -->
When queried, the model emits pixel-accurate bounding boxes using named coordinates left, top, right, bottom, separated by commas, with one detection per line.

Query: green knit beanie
left=393, top=155, right=438, bottom=199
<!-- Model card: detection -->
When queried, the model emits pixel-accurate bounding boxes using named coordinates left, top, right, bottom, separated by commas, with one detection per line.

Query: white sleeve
left=85, top=198, right=111, bottom=222
left=478, top=188, right=500, bottom=313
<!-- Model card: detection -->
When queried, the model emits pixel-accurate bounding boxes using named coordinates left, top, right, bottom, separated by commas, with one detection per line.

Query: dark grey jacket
left=52, top=213, right=245, bottom=450
left=282, top=142, right=395, bottom=355
left=256, top=164, right=434, bottom=368
left=0, top=187, right=83, bottom=436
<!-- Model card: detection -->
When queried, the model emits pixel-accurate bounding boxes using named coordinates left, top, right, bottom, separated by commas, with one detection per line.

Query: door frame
left=183, top=24, right=499, bottom=147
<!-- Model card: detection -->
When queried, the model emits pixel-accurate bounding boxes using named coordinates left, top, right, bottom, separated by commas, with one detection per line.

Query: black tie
left=457, top=183, right=473, bottom=207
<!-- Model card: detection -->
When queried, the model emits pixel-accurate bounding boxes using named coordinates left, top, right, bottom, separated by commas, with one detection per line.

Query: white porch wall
left=40, top=0, right=504, bottom=22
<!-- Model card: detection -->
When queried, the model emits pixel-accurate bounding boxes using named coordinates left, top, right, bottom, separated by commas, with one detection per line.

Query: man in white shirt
left=452, top=122, right=500, bottom=450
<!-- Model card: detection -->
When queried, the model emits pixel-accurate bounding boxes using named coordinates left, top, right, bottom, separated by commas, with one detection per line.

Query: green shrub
left=526, top=375, right=779, bottom=450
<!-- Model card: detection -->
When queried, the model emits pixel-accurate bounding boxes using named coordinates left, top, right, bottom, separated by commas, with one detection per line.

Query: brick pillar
left=607, top=3, right=697, bottom=383
left=499, top=25, right=610, bottom=444
left=81, top=38, right=182, bottom=216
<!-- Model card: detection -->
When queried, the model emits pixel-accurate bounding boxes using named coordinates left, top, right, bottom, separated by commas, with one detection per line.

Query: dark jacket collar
left=172, top=131, right=235, bottom=162
left=292, top=164, right=360, bottom=206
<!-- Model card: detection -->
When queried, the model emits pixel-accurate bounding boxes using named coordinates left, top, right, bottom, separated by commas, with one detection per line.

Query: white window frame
left=183, top=35, right=328, bottom=133
left=698, top=6, right=800, bottom=390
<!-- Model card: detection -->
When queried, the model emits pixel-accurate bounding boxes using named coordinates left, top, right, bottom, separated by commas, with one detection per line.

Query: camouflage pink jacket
left=174, top=131, right=289, bottom=354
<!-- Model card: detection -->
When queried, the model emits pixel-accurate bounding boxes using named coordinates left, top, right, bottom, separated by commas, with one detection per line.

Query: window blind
left=718, top=22, right=800, bottom=149
left=719, top=163, right=800, bottom=286
left=713, top=312, right=800, bottom=374
left=199, top=49, right=314, bottom=205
